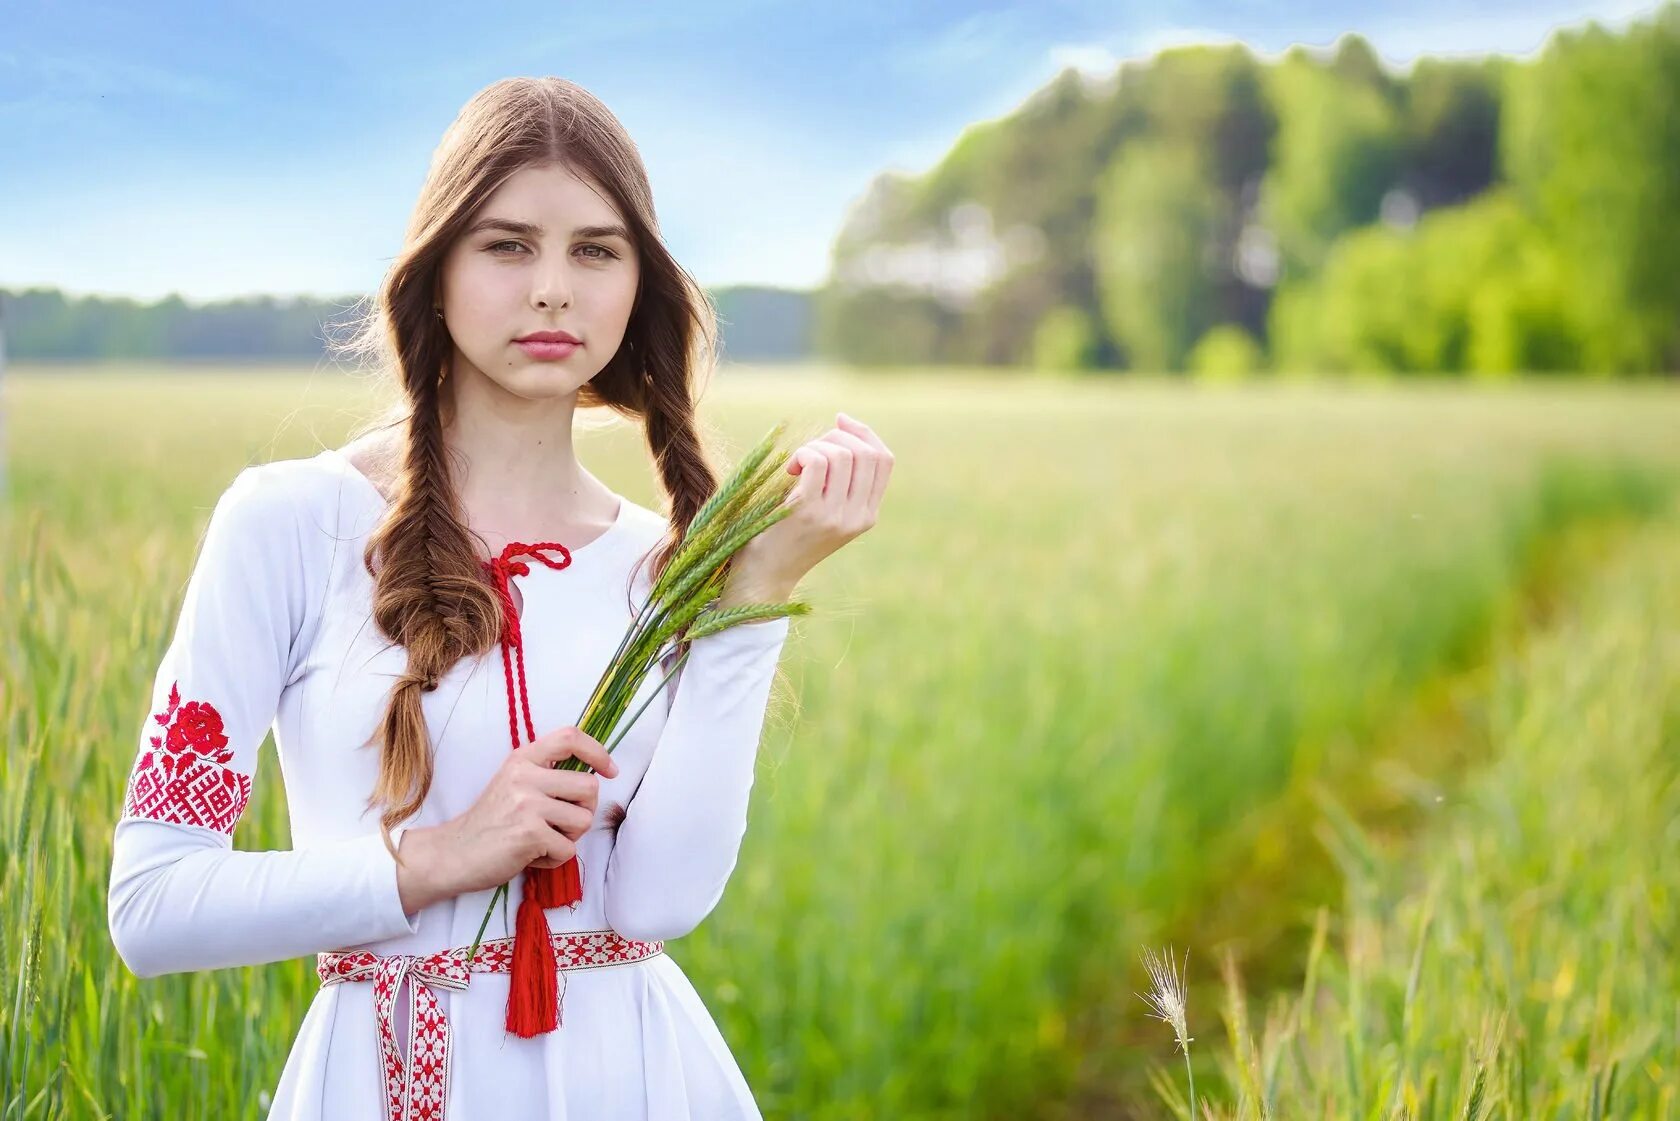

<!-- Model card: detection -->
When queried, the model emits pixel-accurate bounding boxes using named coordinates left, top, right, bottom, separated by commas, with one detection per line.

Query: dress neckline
left=318, top=446, right=632, bottom=561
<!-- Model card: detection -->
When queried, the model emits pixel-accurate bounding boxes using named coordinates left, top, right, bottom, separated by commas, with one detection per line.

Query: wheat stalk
left=466, top=423, right=812, bottom=962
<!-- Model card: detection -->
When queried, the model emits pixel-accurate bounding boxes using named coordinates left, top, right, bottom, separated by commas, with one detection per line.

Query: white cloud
left=885, top=8, right=1039, bottom=77
left=1041, top=0, right=1669, bottom=77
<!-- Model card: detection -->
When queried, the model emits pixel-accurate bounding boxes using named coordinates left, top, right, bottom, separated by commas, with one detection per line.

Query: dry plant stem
left=1140, top=946, right=1197, bottom=1121
left=1184, top=1045, right=1197, bottom=1121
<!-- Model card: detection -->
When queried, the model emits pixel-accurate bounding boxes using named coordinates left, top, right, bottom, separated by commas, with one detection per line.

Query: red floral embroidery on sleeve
left=122, top=681, right=252, bottom=835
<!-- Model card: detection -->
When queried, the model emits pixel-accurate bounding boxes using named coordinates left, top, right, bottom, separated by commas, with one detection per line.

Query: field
left=3, top=364, right=1678, bottom=1119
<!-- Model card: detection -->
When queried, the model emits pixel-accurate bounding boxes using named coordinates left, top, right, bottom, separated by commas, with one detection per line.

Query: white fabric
left=106, top=448, right=792, bottom=1120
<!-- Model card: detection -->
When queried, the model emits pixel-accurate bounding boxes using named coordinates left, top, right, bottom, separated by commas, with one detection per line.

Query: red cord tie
left=481, top=540, right=580, bottom=1037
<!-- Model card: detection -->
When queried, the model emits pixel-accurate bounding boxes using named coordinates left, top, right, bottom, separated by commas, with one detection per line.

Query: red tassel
left=505, top=870, right=558, bottom=1037
left=524, top=856, right=584, bottom=908
left=483, top=543, right=590, bottom=1037
left=556, top=856, right=584, bottom=907
left=526, top=864, right=556, bottom=907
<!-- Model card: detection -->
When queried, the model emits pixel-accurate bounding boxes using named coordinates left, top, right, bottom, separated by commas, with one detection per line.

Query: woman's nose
left=530, top=266, right=572, bottom=310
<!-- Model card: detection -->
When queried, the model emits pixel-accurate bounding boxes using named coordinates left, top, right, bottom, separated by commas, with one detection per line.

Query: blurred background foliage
left=6, top=4, right=1679, bottom=379
left=817, top=3, right=1680, bottom=378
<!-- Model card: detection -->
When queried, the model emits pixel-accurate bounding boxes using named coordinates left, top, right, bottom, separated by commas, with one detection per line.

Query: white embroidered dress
left=106, top=448, right=791, bottom=1121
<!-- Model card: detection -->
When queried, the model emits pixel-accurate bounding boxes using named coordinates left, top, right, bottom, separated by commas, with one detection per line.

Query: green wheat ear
left=683, top=421, right=789, bottom=540
left=690, top=600, right=814, bottom=640
left=653, top=424, right=793, bottom=603
left=469, top=419, right=810, bottom=968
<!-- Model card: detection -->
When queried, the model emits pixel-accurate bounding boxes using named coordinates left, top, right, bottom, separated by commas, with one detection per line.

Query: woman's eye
left=486, top=241, right=617, bottom=260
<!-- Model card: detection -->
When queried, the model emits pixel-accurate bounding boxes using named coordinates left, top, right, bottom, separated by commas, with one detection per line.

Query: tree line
left=8, top=5, right=1678, bottom=377
left=816, top=4, right=1680, bottom=376
left=0, top=285, right=812, bottom=366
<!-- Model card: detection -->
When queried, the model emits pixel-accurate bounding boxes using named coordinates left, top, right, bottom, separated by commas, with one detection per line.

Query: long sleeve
left=107, top=465, right=421, bottom=980
left=602, top=616, right=791, bottom=943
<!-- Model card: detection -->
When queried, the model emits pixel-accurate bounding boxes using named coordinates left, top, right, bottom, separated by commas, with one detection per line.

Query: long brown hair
left=327, top=77, right=730, bottom=862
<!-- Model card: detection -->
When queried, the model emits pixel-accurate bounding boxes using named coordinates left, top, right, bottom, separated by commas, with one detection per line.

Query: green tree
left=1260, top=46, right=1405, bottom=281
left=1030, top=305, right=1100, bottom=373
left=1094, top=138, right=1223, bottom=372
left=1501, top=5, right=1680, bottom=372
left=1267, top=189, right=1587, bottom=376
left=1188, top=324, right=1265, bottom=381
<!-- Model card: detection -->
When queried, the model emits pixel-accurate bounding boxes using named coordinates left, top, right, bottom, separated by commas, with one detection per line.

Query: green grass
left=3, top=366, right=1679, bottom=1118
left=1177, top=497, right=1680, bottom=1119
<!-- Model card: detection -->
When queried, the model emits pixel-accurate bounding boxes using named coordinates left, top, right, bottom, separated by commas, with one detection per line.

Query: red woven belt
left=317, top=928, right=664, bottom=1121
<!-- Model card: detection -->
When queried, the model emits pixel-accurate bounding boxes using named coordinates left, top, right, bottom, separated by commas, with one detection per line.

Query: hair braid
left=323, top=76, right=740, bottom=868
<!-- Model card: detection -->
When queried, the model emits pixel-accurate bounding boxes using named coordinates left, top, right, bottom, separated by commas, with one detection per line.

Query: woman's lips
left=515, top=339, right=580, bottom=360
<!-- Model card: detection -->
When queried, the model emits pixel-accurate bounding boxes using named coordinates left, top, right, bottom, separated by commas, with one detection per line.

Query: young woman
left=106, top=76, right=892, bottom=1120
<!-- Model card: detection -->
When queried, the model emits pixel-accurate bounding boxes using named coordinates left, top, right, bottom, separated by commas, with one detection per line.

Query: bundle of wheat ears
left=471, top=421, right=814, bottom=1034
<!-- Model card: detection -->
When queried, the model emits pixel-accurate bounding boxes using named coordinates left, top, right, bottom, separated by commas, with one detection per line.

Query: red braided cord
left=480, top=540, right=580, bottom=1037
left=482, top=542, right=573, bottom=754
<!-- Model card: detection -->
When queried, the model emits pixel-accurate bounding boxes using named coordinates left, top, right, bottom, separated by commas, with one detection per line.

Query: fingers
left=836, top=412, right=885, bottom=453
left=805, top=440, right=852, bottom=525
left=836, top=413, right=893, bottom=512
left=531, top=792, right=596, bottom=843
left=523, top=726, right=619, bottom=778
left=819, top=430, right=876, bottom=519
left=789, top=445, right=828, bottom=510
left=531, top=824, right=578, bottom=866
left=528, top=764, right=602, bottom=812
left=786, top=413, right=892, bottom=527
left=522, top=736, right=605, bottom=845
left=564, top=730, right=618, bottom=777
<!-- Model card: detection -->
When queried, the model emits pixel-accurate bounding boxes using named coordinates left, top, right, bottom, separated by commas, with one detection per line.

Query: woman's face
left=435, top=161, right=640, bottom=399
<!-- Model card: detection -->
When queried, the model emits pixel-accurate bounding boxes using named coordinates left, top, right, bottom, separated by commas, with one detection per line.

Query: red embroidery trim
left=317, top=929, right=664, bottom=1121
left=123, top=681, right=251, bottom=835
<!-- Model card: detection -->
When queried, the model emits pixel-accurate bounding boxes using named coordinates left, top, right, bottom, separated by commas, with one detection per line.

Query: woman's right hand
left=399, top=726, right=620, bottom=909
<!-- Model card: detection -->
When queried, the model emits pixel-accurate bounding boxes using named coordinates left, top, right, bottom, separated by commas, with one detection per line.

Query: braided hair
left=327, top=77, right=727, bottom=862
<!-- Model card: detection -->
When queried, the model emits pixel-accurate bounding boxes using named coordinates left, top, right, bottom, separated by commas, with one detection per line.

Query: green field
left=4, top=366, right=1678, bottom=1118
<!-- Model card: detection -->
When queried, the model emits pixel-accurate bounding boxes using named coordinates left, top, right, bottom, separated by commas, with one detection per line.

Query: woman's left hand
left=721, top=411, right=894, bottom=606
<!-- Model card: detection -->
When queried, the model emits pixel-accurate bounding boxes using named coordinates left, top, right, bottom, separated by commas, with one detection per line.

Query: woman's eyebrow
left=465, top=217, right=631, bottom=241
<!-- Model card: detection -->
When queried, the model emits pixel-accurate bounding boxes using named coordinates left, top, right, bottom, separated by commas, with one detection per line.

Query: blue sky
left=0, top=0, right=1663, bottom=303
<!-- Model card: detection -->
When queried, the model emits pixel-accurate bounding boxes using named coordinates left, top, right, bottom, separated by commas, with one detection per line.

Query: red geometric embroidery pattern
left=317, top=928, right=665, bottom=1121
left=122, top=681, right=252, bottom=835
